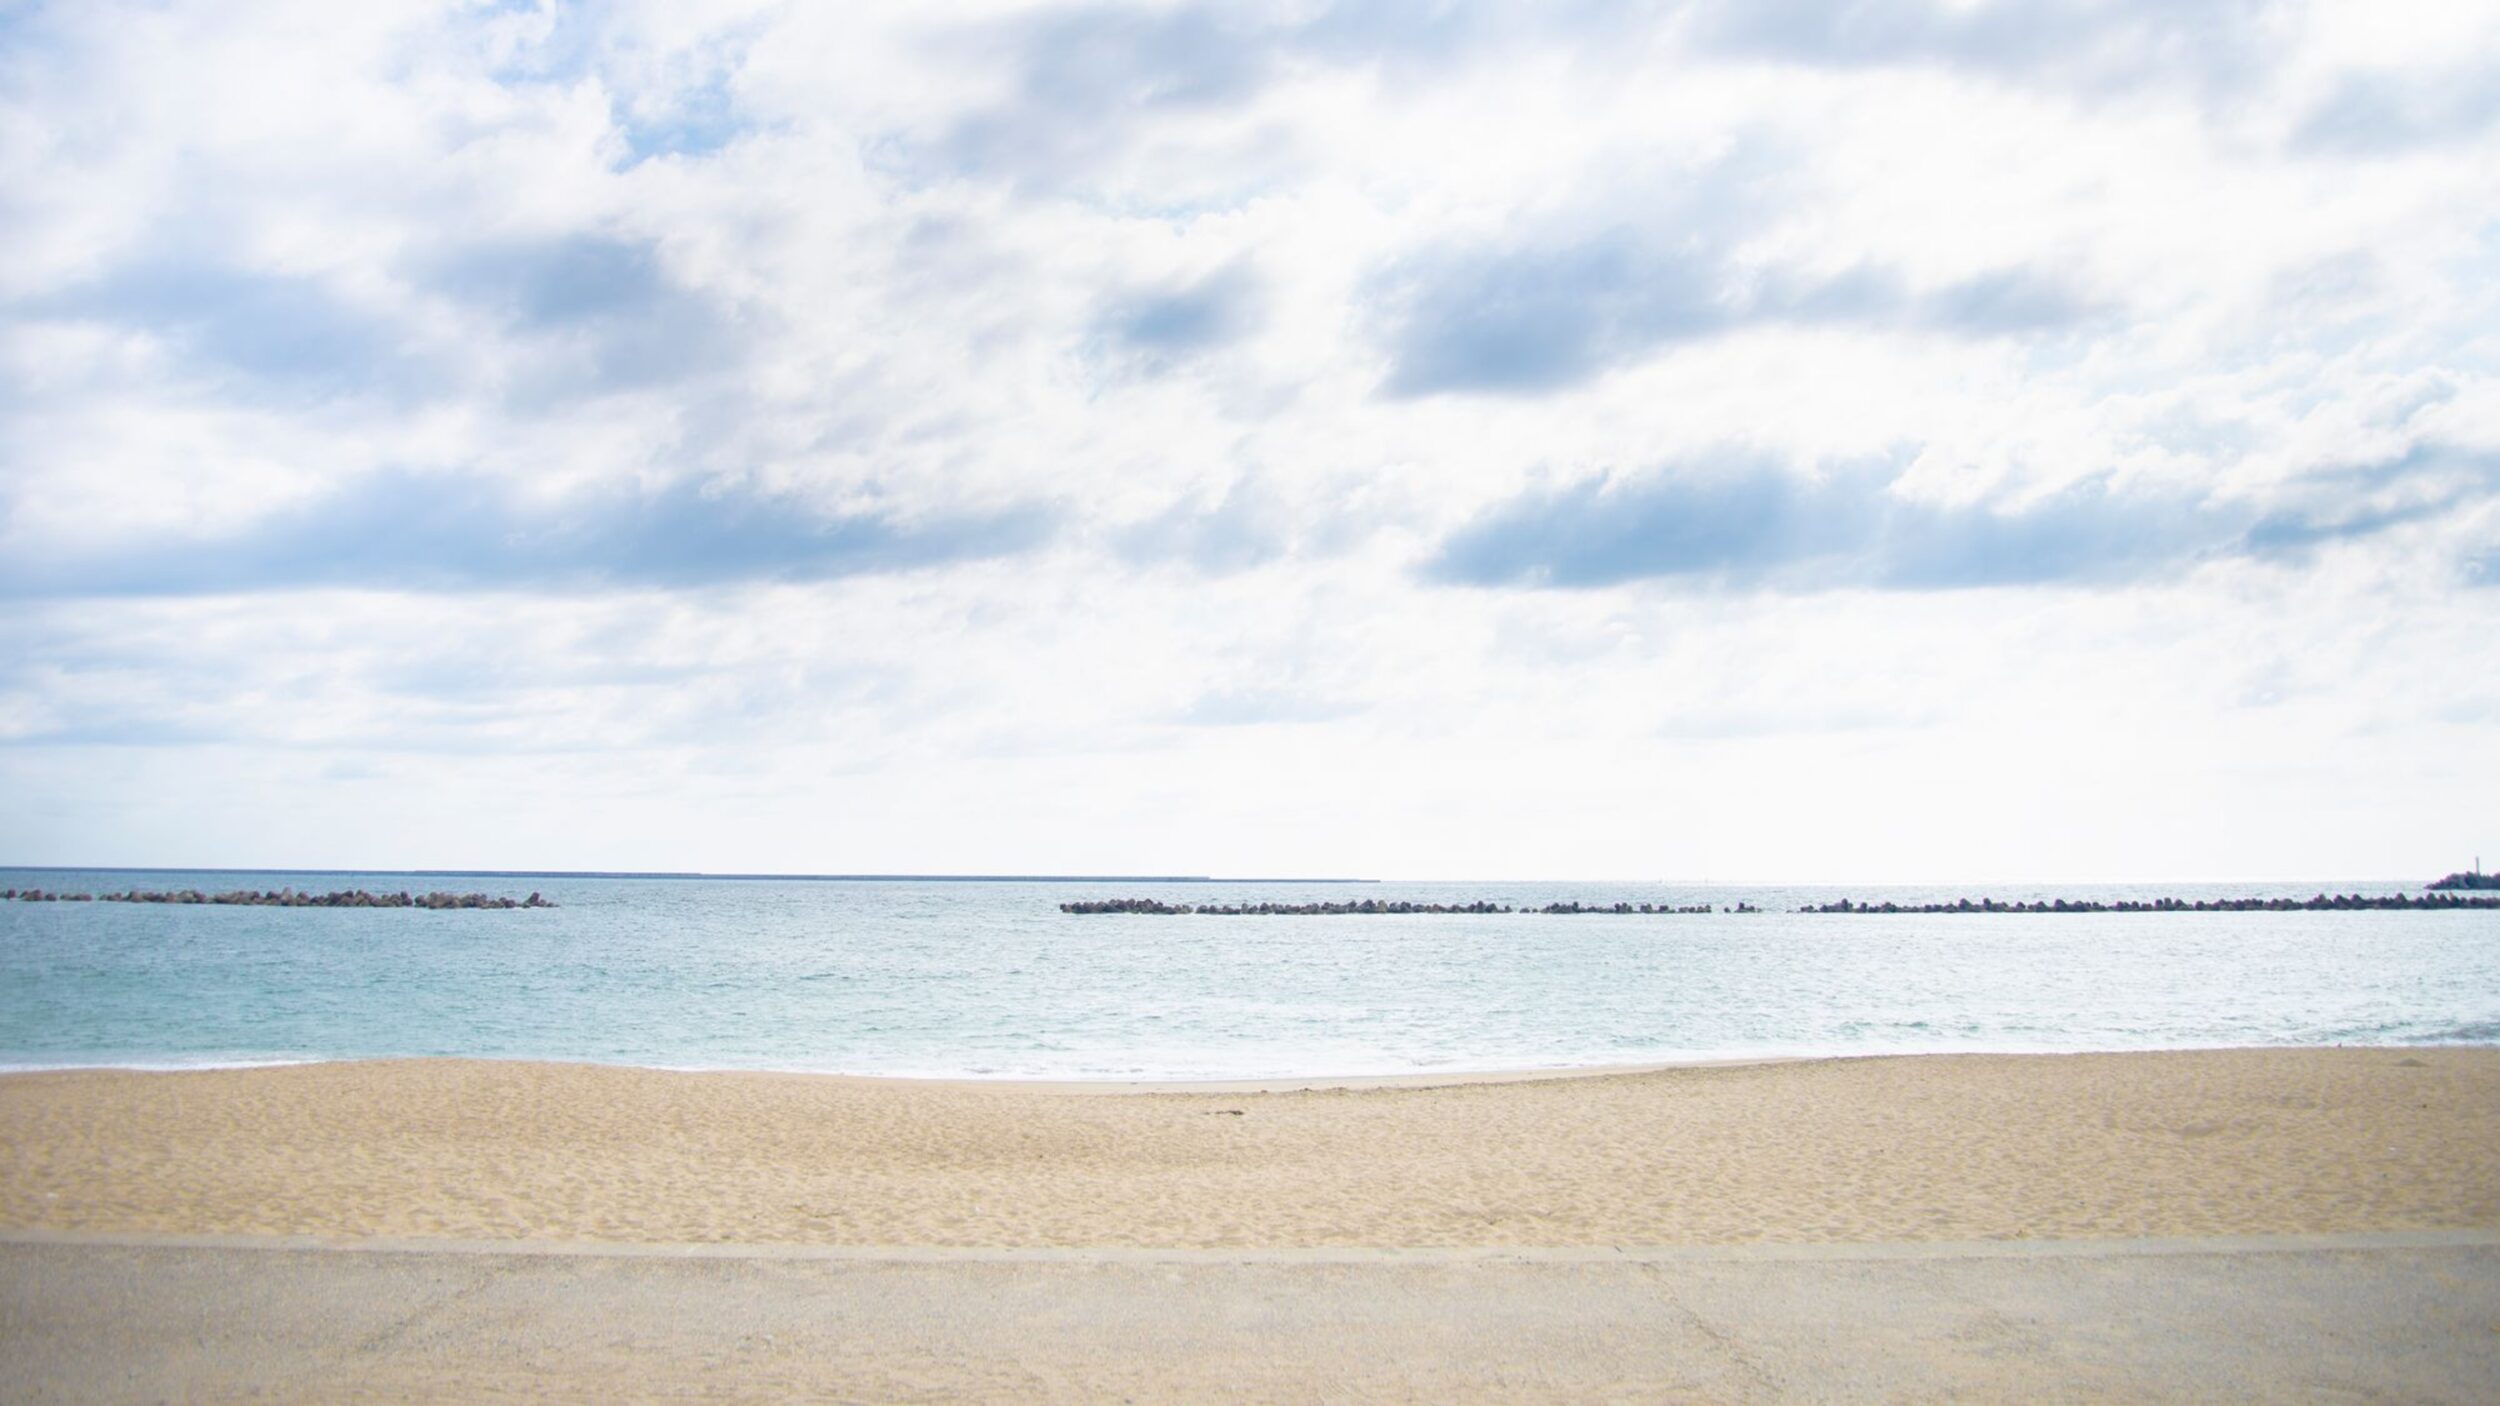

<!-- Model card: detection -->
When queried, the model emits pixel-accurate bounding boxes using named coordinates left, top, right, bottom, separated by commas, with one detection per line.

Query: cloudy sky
left=3, top=0, right=2495, bottom=881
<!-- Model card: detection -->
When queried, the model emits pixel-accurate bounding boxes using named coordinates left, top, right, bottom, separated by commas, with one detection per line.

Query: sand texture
left=12, top=1239, right=2500, bottom=1404
left=3, top=1049, right=2494, bottom=1248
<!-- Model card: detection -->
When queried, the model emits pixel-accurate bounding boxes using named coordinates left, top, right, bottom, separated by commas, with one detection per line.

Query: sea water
left=1, top=870, right=2493, bottom=1079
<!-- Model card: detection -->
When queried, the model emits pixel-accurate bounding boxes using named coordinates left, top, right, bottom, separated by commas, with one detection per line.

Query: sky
left=2, top=0, right=2495, bottom=882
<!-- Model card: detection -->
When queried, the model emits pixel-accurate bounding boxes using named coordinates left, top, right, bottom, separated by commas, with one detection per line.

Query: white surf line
left=4, top=1227, right=2492, bottom=1264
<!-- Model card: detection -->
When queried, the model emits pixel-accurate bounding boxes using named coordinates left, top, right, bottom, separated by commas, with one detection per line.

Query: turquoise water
left=2, top=870, right=2494, bottom=1079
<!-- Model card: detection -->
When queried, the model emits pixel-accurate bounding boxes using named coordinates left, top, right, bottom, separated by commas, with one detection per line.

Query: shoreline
left=6, top=1047, right=2494, bottom=1250
left=1, top=1040, right=2487, bottom=1092
left=0, top=1051, right=1813, bottom=1093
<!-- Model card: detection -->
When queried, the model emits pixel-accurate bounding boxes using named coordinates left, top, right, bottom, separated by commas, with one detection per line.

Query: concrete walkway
left=4, top=1232, right=2496, bottom=1402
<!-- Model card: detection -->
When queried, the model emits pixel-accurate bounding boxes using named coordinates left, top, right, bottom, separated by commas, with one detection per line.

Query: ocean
left=2, top=870, right=2494, bottom=1080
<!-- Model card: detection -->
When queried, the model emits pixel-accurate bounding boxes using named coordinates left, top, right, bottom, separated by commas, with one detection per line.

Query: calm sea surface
left=2, top=871, right=2493, bottom=1080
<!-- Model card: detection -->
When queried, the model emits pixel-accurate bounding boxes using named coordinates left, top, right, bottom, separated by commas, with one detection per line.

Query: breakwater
left=2, top=887, right=554, bottom=909
left=1801, top=893, right=2498, bottom=913
left=1063, top=899, right=1511, bottom=915
left=2429, top=870, right=2498, bottom=891
left=1059, top=899, right=1756, bottom=915
left=1062, top=893, right=2498, bottom=915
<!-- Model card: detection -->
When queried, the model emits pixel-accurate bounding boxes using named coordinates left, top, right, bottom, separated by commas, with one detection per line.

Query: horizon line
left=0, top=866, right=2475, bottom=887
left=0, top=866, right=1381, bottom=884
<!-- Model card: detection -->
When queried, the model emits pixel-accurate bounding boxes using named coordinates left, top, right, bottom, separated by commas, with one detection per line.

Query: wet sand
left=4, top=1047, right=2494, bottom=1248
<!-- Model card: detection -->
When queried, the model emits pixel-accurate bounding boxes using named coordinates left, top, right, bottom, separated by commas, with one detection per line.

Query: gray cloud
left=1426, top=448, right=2499, bottom=592
left=2292, top=69, right=2500, bottom=155
left=1689, top=0, right=2276, bottom=94
left=416, top=235, right=749, bottom=397
left=907, top=0, right=2290, bottom=204
left=932, top=0, right=2284, bottom=192
left=915, top=2, right=1659, bottom=193
left=434, top=236, right=681, bottom=326
left=1374, top=223, right=2100, bottom=396
left=26, top=261, right=439, bottom=402
left=2244, top=443, right=2500, bottom=568
left=2240, top=501, right=2452, bottom=558
left=932, top=4, right=1278, bottom=190
left=0, top=471, right=1053, bottom=599
left=1294, top=0, right=1654, bottom=71
left=1913, top=267, right=2097, bottom=335
left=1112, top=476, right=1294, bottom=574
left=1090, top=263, right=1265, bottom=372
left=1375, top=233, right=1726, bottom=396
left=18, top=233, right=753, bottom=409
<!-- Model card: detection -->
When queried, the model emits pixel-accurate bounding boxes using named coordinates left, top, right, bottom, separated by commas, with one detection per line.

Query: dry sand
left=4, top=1047, right=2494, bottom=1248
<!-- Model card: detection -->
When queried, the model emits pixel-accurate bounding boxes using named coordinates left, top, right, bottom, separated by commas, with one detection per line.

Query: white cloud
left=1, top=0, right=2495, bottom=878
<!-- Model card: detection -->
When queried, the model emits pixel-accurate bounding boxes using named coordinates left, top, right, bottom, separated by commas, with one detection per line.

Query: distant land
left=0, top=867, right=1376, bottom=884
left=2428, top=869, right=2497, bottom=891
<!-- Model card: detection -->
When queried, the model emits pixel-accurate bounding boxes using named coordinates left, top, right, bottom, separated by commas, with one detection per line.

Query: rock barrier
left=1060, top=893, right=2496, bottom=916
left=1799, top=893, right=2500, bottom=913
left=1059, top=898, right=1761, bottom=915
left=2, top=887, right=554, bottom=909
left=1060, top=898, right=1514, bottom=915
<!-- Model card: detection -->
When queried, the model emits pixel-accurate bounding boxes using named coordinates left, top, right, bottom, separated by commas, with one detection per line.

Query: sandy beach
left=5, top=1047, right=2494, bottom=1248
left=9, top=1048, right=2500, bottom=1401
